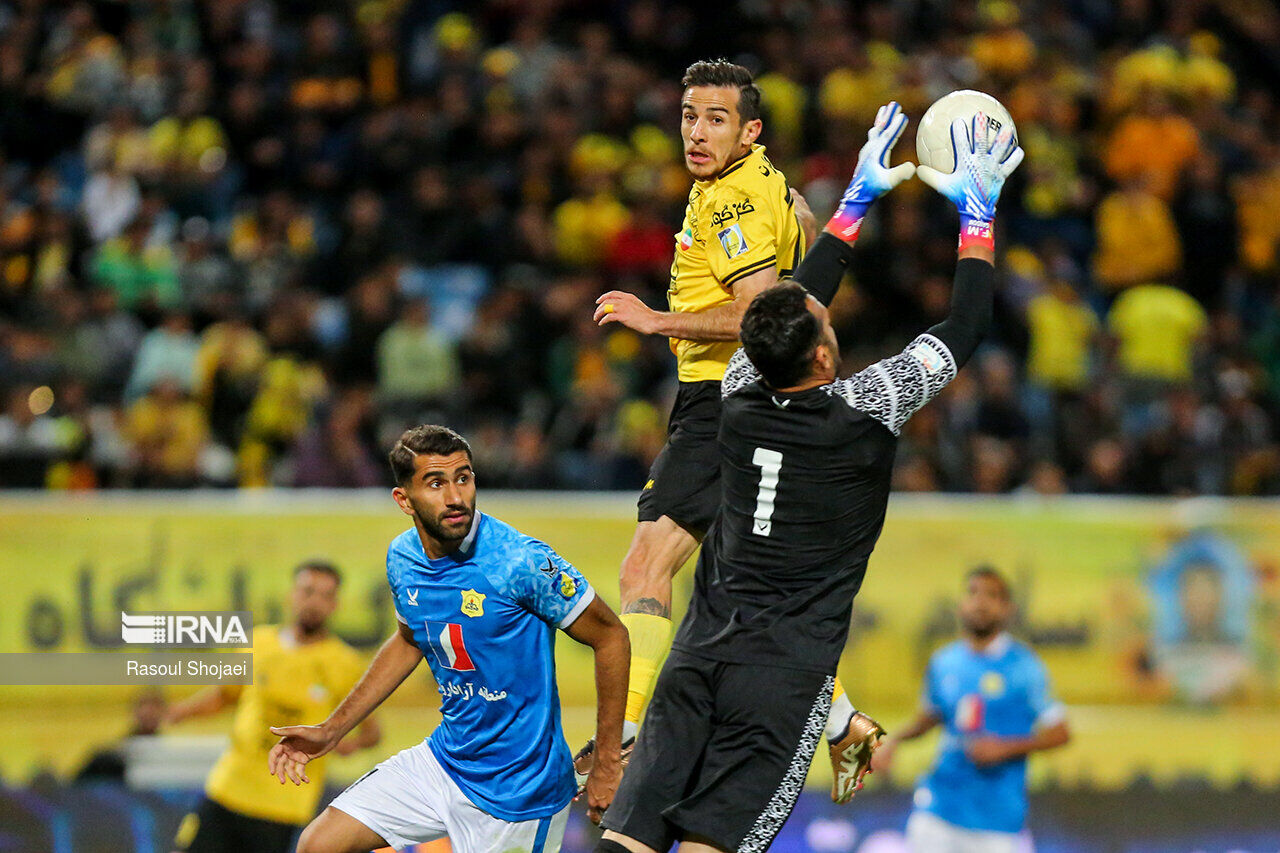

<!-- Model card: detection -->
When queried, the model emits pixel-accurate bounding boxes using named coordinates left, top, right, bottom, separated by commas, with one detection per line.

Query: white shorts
left=906, top=811, right=1032, bottom=853
left=329, top=741, right=570, bottom=853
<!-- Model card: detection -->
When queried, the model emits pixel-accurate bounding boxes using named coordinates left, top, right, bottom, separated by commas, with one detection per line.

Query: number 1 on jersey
left=751, top=447, right=783, bottom=537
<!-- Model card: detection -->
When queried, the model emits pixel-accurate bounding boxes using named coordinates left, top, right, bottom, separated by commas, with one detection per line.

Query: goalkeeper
left=597, top=106, right=1026, bottom=853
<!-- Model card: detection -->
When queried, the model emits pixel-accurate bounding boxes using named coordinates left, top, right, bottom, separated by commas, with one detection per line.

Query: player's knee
left=294, top=822, right=324, bottom=853
left=295, top=813, right=342, bottom=853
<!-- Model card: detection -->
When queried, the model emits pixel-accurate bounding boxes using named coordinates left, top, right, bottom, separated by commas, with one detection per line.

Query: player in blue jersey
left=872, top=567, right=1070, bottom=853
left=267, top=424, right=630, bottom=853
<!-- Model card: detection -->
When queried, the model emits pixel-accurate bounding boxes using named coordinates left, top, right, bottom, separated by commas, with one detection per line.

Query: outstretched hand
left=594, top=290, right=661, bottom=333
left=267, top=724, right=339, bottom=785
left=916, top=112, right=1024, bottom=223
left=583, top=756, right=622, bottom=825
left=827, top=101, right=917, bottom=240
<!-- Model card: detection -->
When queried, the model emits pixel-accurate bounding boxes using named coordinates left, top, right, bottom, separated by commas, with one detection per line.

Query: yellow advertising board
left=1, top=492, right=1278, bottom=787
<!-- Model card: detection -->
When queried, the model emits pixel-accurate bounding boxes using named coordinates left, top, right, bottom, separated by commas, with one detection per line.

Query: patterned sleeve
left=721, top=347, right=761, bottom=399
left=830, top=333, right=957, bottom=435
left=508, top=541, right=596, bottom=629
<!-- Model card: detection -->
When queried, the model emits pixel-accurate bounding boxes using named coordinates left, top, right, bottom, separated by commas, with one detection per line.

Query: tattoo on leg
left=623, top=597, right=670, bottom=618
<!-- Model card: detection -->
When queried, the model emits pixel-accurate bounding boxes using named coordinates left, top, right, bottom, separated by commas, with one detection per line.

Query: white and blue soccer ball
left=915, top=90, right=1017, bottom=174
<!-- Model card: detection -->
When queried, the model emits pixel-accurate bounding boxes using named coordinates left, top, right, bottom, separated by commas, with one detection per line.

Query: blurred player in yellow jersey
left=166, top=561, right=381, bottom=853
left=589, top=59, right=873, bottom=802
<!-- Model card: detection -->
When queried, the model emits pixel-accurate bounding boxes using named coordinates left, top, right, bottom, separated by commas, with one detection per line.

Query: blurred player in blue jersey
left=872, top=567, right=1071, bottom=853
left=267, top=424, right=630, bottom=853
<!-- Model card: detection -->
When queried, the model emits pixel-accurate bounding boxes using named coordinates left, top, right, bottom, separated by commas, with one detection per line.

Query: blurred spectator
left=73, top=289, right=145, bottom=401
left=375, top=300, right=460, bottom=412
left=194, top=312, right=267, bottom=447
left=290, top=387, right=382, bottom=488
left=1106, top=283, right=1208, bottom=387
left=1092, top=176, right=1182, bottom=291
left=1078, top=438, right=1131, bottom=494
left=1173, top=153, right=1237, bottom=308
left=82, top=161, right=141, bottom=243
left=1234, top=148, right=1280, bottom=278
left=237, top=306, right=326, bottom=487
left=1025, top=277, right=1099, bottom=395
left=176, top=217, right=237, bottom=316
left=125, top=310, right=198, bottom=401
left=124, top=378, right=208, bottom=487
left=91, top=215, right=180, bottom=311
left=1104, top=88, right=1200, bottom=201
left=0, top=0, right=1272, bottom=497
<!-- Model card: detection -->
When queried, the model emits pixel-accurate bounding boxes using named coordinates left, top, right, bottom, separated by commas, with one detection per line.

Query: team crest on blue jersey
left=980, top=671, right=1005, bottom=697
left=558, top=572, right=577, bottom=599
left=460, top=589, right=485, bottom=617
left=717, top=223, right=748, bottom=258
left=425, top=621, right=476, bottom=671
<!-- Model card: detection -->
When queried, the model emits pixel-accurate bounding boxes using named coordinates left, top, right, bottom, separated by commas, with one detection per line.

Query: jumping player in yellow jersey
left=589, top=59, right=880, bottom=803
left=166, top=561, right=381, bottom=853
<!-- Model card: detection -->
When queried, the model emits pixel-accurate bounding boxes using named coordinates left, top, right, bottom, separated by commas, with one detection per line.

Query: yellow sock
left=621, top=613, right=674, bottom=724
left=827, top=675, right=856, bottom=740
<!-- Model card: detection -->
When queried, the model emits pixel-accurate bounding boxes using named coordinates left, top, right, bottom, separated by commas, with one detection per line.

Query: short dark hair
left=967, top=565, right=1011, bottom=600
left=389, top=424, right=473, bottom=485
left=740, top=282, right=822, bottom=388
left=682, top=59, right=761, bottom=123
left=295, top=559, right=342, bottom=586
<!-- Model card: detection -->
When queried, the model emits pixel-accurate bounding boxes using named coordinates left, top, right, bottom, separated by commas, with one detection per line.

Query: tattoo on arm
left=623, top=597, right=670, bottom=618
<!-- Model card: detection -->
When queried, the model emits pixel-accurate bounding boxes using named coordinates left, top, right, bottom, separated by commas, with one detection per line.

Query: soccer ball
left=915, top=90, right=1017, bottom=174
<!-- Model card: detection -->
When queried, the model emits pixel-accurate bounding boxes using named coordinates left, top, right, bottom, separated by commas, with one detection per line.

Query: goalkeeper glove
left=827, top=101, right=917, bottom=243
left=916, top=112, right=1024, bottom=253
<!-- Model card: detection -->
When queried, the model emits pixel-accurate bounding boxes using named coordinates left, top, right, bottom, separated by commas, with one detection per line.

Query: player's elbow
left=592, top=617, right=631, bottom=661
left=1042, top=721, right=1071, bottom=750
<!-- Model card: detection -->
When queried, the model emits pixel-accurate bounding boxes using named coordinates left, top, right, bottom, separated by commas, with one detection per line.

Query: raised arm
left=267, top=621, right=422, bottom=785
left=831, top=111, right=1024, bottom=433
left=914, top=111, right=1023, bottom=366
left=797, top=101, right=917, bottom=307
left=720, top=103, right=916, bottom=399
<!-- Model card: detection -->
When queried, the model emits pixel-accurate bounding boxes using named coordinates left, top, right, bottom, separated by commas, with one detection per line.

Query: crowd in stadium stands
left=0, top=0, right=1277, bottom=495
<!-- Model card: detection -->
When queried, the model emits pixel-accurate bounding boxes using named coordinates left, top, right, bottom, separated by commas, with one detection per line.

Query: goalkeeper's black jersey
left=671, top=335, right=959, bottom=673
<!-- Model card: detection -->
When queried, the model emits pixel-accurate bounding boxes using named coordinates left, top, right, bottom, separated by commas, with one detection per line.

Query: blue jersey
left=386, top=511, right=595, bottom=822
left=914, top=633, right=1063, bottom=834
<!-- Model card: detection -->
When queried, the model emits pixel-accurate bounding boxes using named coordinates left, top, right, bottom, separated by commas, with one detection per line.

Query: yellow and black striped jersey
left=668, top=144, right=806, bottom=383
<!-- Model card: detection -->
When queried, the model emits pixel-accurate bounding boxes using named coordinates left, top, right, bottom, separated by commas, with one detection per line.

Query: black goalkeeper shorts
left=602, top=649, right=834, bottom=853
left=637, top=380, right=723, bottom=534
